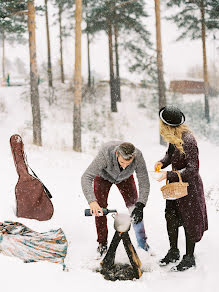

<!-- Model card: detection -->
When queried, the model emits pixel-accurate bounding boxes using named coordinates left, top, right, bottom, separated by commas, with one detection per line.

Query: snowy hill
left=0, top=83, right=218, bottom=292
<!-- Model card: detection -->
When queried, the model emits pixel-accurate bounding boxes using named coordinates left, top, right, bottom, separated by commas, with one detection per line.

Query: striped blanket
left=0, top=221, right=68, bottom=269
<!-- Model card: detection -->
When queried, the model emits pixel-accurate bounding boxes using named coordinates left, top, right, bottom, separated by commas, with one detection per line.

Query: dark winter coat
left=160, top=131, right=208, bottom=242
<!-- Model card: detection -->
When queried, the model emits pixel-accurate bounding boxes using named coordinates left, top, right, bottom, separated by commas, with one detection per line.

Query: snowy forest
left=0, top=0, right=219, bottom=291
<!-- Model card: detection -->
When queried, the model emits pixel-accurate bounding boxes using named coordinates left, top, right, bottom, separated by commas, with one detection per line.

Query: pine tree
left=27, top=0, right=42, bottom=145
left=1, top=30, right=6, bottom=82
left=45, top=0, right=53, bottom=88
left=154, top=0, right=166, bottom=146
left=0, top=0, right=27, bottom=81
left=85, top=0, right=153, bottom=111
left=154, top=0, right=166, bottom=109
left=114, top=21, right=121, bottom=102
left=84, top=0, right=91, bottom=87
left=166, top=0, right=212, bottom=122
left=53, top=0, right=75, bottom=83
left=0, top=0, right=42, bottom=145
left=73, top=0, right=82, bottom=152
left=205, top=1, right=219, bottom=38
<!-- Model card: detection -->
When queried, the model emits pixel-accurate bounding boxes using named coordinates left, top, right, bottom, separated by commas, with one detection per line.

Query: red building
left=169, top=80, right=206, bottom=94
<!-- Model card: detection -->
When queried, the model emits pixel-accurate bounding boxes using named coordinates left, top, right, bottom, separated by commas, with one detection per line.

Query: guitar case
left=10, top=134, right=54, bottom=221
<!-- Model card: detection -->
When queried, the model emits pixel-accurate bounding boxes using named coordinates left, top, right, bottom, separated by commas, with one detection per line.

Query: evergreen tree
left=27, top=0, right=42, bottom=145
left=0, top=1, right=27, bottom=80
left=84, top=0, right=92, bottom=88
left=207, top=1, right=219, bottom=30
left=85, top=0, right=153, bottom=111
left=45, top=0, right=53, bottom=88
left=166, top=0, right=212, bottom=122
left=53, top=0, right=75, bottom=83
left=0, top=0, right=43, bottom=145
left=0, top=1, right=27, bottom=28
left=73, top=0, right=82, bottom=152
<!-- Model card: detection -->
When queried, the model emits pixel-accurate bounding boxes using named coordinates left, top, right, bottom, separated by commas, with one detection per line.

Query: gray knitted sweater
left=81, top=141, right=150, bottom=205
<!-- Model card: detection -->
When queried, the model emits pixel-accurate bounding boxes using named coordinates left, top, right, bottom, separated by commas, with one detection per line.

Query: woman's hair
left=160, top=120, right=191, bottom=153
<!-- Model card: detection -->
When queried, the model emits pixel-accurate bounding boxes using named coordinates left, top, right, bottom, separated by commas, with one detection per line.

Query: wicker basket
left=161, top=171, right=189, bottom=200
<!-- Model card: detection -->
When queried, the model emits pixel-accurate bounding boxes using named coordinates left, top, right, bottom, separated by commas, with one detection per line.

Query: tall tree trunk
left=108, top=21, right=117, bottom=112
left=154, top=0, right=166, bottom=145
left=58, top=4, right=65, bottom=83
left=73, top=0, right=82, bottom=152
left=200, top=0, right=210, bottom=123
left=28, top=0, right=42, bottom=146
left=2, top=30, right=6, bottom=83
left=114, top=22, right=121, bottom=102
left=84, top=0, right=91, bottom=87
left=87, top=30, right=91, bottom=87
left=45, top=0, right=53, bottom=88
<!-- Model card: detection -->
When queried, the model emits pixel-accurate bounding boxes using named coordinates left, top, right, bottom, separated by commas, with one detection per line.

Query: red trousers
left=94, top=175, right=138, bottom=244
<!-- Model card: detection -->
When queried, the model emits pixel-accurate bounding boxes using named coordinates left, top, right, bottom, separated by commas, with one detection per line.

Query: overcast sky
left=1, top=0, right=218, bottom=83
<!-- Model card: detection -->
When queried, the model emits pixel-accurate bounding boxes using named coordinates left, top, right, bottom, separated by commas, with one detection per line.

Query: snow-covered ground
left=0, top=83, right=218, bottom=292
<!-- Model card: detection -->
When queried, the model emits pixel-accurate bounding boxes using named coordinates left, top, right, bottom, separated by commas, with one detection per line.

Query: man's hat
left=159, top=106, right=185, bottom=127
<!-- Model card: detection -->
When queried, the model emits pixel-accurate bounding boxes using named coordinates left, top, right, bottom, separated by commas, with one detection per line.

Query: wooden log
left=101, top=231, right=122, bottom=269
left=121, top=232, right=142, bottom=279
left=101, top=231, right=142, bottom=279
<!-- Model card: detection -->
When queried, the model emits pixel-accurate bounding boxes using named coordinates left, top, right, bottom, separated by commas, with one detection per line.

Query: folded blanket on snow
left=0, top=221, right=68, bottom=269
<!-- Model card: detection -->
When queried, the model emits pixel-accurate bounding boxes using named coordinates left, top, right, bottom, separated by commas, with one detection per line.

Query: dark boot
left=96, top=243, right=107, bottom=259
left=171, top=254, right=196, bottom=271
left=159, top=248, right=180, bottom=266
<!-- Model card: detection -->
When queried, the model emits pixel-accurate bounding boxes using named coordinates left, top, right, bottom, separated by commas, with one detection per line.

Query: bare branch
left=9, top=10, right=28, bottom=17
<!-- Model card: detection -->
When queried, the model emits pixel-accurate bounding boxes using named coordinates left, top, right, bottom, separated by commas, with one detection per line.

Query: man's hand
left=89, top=201, right=103, bottom=216
left=131, top=202, right=145, bottom=224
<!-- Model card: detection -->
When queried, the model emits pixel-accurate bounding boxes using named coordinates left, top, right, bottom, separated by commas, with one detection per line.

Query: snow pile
left=0, top=83, right=218, bottom=292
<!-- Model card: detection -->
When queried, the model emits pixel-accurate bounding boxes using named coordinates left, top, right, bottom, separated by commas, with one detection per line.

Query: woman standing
left=154, top=105, right=208, bottom=271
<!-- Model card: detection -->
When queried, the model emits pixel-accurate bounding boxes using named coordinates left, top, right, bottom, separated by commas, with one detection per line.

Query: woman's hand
left=89, top=201, right=103, bottom=216
left=157, top=171, right=167, bottom=182
left=154, top=161, right=163, bottom=172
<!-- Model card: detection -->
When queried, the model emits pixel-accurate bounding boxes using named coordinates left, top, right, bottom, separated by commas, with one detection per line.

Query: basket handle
left=174, top=170, right=183, bottom=183
left=165, top=170, right=183, bottom=185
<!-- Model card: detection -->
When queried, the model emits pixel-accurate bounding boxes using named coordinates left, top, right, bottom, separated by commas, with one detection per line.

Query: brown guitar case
left=10, top=134, right=54, bottom=221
